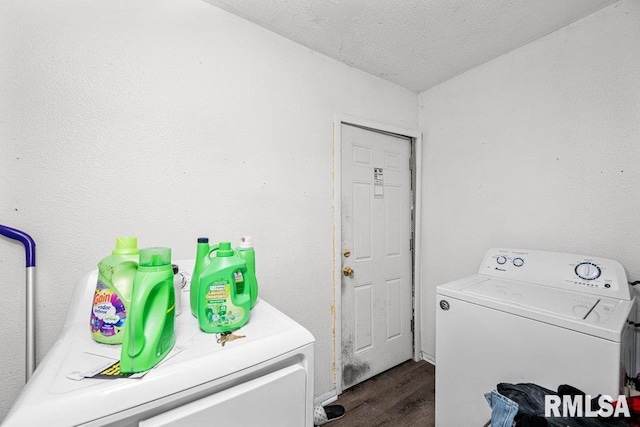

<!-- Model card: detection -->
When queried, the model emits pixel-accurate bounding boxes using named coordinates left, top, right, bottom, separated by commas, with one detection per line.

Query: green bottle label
left=204, top=280, right=245, bottom=328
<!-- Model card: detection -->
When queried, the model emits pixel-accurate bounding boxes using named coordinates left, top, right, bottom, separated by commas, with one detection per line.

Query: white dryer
left=435, top=248, right=636, bottom=426
left=3, top=260, right=315, bottom=426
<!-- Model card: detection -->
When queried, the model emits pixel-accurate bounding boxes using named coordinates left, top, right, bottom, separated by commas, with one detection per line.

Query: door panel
left=341, top=123, right=413, bottom=390
left=354, top=283, right=373, bottom=352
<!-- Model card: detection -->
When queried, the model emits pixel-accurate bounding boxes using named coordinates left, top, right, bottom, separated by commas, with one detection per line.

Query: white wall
left=0, top=0, right=418, bottom=419
left=419, top=0, right=640, bottom=360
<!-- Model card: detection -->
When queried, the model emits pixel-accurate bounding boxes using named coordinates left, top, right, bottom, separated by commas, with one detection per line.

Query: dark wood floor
left=328, top=359, right=435, bottom=427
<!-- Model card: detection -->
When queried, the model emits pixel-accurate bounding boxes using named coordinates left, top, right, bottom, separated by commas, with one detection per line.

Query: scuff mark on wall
left=331, top=303, right=337, bottom=376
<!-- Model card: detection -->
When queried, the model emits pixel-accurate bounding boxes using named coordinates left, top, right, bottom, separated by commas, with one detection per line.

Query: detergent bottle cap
left=217, top=242, right=234, bottom=257
left=197, top=237, right=209, bottom=244
left=238, top=236, right=253, bottom=249
left=112, top=237, right=139, bottom=255
left=139, top=247, right=171, bottom=267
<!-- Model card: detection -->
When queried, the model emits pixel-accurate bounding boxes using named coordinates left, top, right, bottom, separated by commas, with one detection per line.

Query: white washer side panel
left=140, top=365, right=307, bottom=427
left=435, top=296, right=622, bottom=427
left=78, top=344, right=314, bottom=427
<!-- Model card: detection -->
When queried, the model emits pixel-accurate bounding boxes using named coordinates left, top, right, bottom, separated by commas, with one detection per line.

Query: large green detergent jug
left=120, top=247, right=176, bottom=373
left=236, top=236, right=259, bottom=309
left=90, top=237, right=139, bottom=344
left=198, top=242, right=251, bottom=333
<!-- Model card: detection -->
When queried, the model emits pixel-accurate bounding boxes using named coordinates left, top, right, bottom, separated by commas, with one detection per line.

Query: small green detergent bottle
left=90, top=237, right=139, bottom=344
left=198, top=242, right=251, bottom=333
left=120, top=247, right=176, bottom=373
left=236, top=236, right=259, bottom=309
left=190, top=237, right=219, bottom=317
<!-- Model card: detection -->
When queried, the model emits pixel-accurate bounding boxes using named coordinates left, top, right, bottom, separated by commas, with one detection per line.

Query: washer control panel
left=479, top=248, right=631, bottom=300
left=484, top=250, right=529, bottom=271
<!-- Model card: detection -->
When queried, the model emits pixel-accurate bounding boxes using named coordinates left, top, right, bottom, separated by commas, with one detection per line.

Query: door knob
left=343, top=266, right=354, bottom=277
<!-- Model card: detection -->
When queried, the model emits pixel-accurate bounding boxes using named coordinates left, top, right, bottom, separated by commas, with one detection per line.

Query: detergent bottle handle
left=206, top=244, right=220, bottom=258
left=127, top=274, right=157, bottom=358
left=235, top=263, right=248, bottom=276
left=236, top=262, right=249, bottom=298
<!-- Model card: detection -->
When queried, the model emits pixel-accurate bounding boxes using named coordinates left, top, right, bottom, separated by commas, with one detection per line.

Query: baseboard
left=421, top=351, right=436, bottom=366
left=315, top=389, right=338, bottom=406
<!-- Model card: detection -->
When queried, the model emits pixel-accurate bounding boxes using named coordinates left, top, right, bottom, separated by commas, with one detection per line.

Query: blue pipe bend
left=0, top=225, right=36, bottom=267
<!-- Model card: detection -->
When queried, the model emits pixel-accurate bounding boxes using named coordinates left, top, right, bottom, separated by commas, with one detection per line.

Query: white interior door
left=340, top=123, right=413, bottom=390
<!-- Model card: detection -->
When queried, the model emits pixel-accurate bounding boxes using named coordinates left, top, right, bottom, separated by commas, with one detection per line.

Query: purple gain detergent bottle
left=90, top=237, right=139, bottom=344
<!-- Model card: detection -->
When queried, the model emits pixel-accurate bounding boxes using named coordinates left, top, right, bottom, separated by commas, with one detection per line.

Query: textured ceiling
left=202, top=0, right=618, bottom=92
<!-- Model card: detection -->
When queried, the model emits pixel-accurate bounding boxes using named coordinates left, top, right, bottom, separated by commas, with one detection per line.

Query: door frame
left=332, top=113, right=423, bottom=395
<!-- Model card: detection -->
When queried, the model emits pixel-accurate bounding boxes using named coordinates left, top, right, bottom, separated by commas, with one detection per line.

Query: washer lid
left=437, top=275, right=634, bottom=341
left=463, top=278, right=600, bottom=320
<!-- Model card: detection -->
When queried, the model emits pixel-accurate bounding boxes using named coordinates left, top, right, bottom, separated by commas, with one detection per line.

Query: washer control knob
left=575, top=262, right=601, bottom=280
left=513, top=257, right=524, bottom=267
left=496, top=256, right=507, bottom=265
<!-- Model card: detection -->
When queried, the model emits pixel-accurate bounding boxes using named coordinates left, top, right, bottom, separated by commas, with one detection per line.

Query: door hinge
left=410, top=238, right=414, bottom=252
left=411, top=318, right=415, bottom=332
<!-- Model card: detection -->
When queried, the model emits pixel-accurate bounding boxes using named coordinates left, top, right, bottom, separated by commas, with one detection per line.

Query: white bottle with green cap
left=90, top=237, right=140, bottom=344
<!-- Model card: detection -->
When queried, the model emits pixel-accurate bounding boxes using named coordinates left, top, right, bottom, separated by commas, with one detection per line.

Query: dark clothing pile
left=485, top=382, right=640, bottom=427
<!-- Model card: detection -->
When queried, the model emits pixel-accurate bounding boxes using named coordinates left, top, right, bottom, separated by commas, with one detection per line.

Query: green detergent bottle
left=198, top=242, right=251, bottom=333
left=236, top=236, right=259, bottom=309
left=120, top=247, right=176, bottom=373
left=90, top=237, right=139, bottom=344
left=190, top=237, right=218, bottom=317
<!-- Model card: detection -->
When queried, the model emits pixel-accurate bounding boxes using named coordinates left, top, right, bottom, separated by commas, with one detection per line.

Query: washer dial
left=513, top=257, right=524, bottom=267
left=496, top=256, right=507, bottom=265
left=575, top=262, right=601, bottom=280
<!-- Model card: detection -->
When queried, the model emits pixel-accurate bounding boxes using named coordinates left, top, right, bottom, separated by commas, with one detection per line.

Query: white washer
left=435, top=248, right=636, bottom=426
left=3, top=260, right=315, bottom=426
